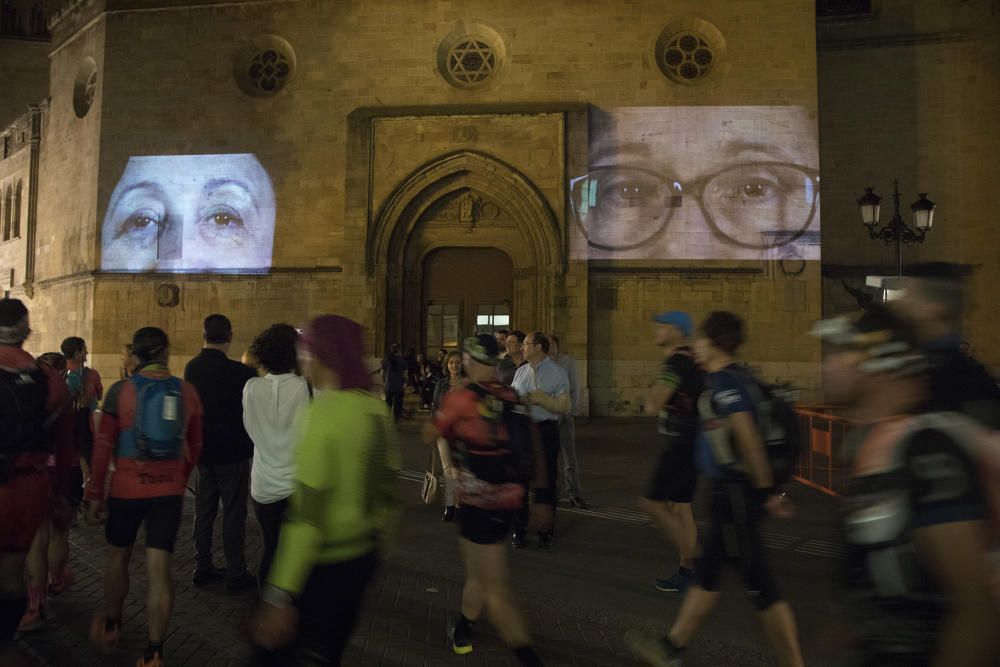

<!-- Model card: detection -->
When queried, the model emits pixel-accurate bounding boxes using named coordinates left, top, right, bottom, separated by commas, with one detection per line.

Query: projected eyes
left=570, top=162, right=818, bottom=250
left=101, top=155, right=275, bottom=272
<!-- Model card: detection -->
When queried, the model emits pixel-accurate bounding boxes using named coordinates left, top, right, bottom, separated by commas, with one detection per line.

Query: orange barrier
left=792, top=406, right=859, bottom=497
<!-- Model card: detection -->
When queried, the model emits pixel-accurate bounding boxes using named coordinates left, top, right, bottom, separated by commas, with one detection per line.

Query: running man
left=639, top=311, right=704, bottom=594
left=0, top=299, right=73, bottom=644
left=87, top=327, right=204, bottom=667
left=424, top=334, right=546, bottom=666
left=815, top=305, right=1000, bottom=666
left=629, top=311, right=804, bottom=667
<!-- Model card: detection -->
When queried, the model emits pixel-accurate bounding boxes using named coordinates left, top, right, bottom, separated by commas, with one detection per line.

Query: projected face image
left=101, top=154, right=276, bottom=272
left=572, top=106, right=820, bottom=260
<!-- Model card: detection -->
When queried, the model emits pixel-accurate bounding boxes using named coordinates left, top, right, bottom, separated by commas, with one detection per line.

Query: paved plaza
left=16, top=419, right=844, bottom=666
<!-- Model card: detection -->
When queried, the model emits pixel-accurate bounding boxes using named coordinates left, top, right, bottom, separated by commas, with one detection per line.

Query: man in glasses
left=511, top=332, right=571, bottom=548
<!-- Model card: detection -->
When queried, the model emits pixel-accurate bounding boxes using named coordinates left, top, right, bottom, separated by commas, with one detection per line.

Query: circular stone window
left=437, top=22, right=506, bottom=89
left=233, top=35, right=297, bottom=98
left=72, top=57, right=98, bottom=118
left=655, top=18, right=727, bottom=85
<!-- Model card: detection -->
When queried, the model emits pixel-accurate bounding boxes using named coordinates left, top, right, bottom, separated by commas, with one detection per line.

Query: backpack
left=468, top=383, right=536, bottom=484
left=128, top=375, right=185, bottom=461
left=701, top=367, right=801, bottom=487
left=0, top=365, right=52, bottom=480
left=744, top=374, right=801, bottom=486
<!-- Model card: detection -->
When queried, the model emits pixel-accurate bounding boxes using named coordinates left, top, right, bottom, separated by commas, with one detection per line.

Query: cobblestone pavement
left=16, top=419, right=844, bottom=666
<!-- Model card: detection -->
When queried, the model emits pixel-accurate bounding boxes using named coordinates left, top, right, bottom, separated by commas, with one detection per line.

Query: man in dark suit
left=184, top=314, right=257, bottom=593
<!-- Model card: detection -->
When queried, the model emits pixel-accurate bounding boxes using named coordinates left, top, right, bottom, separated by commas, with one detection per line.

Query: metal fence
left=792, top=406, right=858, bottom=496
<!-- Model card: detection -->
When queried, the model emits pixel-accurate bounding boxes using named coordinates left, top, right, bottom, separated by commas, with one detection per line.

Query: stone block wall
left=18, top=0, right=821, bottom=411
left=0, top=37, right=49, bottom=126
left=818, top=0, right=1000, bottom=363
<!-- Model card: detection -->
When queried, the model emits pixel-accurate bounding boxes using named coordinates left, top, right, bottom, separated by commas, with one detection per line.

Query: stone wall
left=818, top=0, right=1000, bottom=363
left=19, top=0, right=821, bottom=411
left=0, top=37, right=49, bottom=126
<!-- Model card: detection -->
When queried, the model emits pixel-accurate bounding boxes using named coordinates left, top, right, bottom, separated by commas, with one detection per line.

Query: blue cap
left=652, top=310, right=693, bottom=338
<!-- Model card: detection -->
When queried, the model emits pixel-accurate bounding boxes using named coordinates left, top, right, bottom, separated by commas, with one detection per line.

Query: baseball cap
left=652, top=310, right=693, bottom=338
left=464, top=334, right=500, bottom=366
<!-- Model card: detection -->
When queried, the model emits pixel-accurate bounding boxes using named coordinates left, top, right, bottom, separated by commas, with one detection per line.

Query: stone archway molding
left=366, top=149, right=563, bottom=276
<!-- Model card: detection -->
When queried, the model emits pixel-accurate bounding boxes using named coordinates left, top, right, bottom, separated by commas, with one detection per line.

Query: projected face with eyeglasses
left=100, top=154, right=276, bottom=272
left=572, top=106, right=820, bottom=260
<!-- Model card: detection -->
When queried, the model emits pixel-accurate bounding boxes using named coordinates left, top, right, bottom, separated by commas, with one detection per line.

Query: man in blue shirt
left=548, top=334, right=586, bottom=509
left=511, top=332, right=570, bottom=548
left=629, top=311, right=804, bottom=667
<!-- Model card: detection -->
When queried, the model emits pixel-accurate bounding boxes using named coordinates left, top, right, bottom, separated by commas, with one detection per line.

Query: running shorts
left=105, top=495, right=184, bottom=552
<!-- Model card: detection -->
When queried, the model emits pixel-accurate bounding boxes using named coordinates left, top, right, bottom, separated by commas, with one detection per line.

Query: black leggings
left=252, top=497, right=289, bottom=587
left=253, top=551, right=378, bottom=666
left=384, top=391, right=404, bottom=422
left=695, top=482, right=782, bottom=610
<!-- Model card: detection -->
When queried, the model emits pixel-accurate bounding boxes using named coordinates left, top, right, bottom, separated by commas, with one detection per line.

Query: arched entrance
left=367, top=150, right=563, bottom=354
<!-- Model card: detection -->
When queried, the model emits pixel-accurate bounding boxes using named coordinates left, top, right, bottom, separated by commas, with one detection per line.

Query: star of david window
left=447, top=39, right=497, bottom=85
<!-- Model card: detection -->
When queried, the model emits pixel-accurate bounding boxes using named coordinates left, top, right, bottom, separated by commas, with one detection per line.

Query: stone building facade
left=4, top=0, right=843, bottom=414
left=816, top=0, right=1000, bottom=362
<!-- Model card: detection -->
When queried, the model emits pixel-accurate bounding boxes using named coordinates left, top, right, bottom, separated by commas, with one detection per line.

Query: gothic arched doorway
left=367, top=151, right=563, bottom=354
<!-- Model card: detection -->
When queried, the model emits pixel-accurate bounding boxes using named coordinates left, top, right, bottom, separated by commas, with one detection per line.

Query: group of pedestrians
left=0, top=304, right=400, bottom=666
left=2, top=259, right=999, bottom=667
left=626, top=261, right=1000, bottom=667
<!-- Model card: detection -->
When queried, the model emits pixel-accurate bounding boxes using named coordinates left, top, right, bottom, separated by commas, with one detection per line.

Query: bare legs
left=103, top=545, right=132, bottom=623
left=638, top=498, right=697, bottom=569
left=667, top=586, right=804, bottom=667
left=145, top=549, right=173, bottom=645
left=458, top=539, right=531, bottom=648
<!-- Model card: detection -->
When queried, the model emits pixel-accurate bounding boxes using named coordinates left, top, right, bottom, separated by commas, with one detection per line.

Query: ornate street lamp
left=858, top=179, right=935, bottom=277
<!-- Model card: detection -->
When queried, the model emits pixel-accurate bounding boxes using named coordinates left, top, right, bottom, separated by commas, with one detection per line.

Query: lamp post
left=857, top=179, right=936, bottom=277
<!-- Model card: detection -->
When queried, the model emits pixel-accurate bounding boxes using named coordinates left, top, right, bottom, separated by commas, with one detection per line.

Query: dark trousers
left=193, top=460, right=250, bottom=577
left=516, top=420, right=560, bottom=533
left=252, top=551, right=378, bottom=666
left=385, top=391, right=404, bottom=422
left=252, top=497, right=289, bottom=586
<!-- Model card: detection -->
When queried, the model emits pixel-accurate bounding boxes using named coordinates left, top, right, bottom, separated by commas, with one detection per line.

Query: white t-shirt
left=243, top=373, right=310, bottom=504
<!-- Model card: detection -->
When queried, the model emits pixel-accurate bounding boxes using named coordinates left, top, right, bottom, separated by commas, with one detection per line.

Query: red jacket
left=0, top=345, right=74, bottom=490
left=87, top=365, right=203, bottom=501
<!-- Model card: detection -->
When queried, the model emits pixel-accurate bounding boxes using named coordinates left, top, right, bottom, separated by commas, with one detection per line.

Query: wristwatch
left=260, top=584, right=296, bottom=609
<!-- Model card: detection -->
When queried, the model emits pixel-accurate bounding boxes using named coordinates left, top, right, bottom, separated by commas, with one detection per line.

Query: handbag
left=420, top=450, right=439, bottom=504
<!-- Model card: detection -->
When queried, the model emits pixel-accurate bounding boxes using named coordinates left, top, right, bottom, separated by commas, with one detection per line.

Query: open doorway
left=421, top=247, right=513, bottom=357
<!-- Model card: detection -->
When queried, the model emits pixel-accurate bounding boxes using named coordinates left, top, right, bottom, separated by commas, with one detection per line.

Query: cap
left=464, top=334, right=500, bottom=366
left=652, top=310, right=693, bottom=338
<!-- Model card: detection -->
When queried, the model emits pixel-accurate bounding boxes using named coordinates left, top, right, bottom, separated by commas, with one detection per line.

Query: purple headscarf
left=299, top=315, right=373, bottom=392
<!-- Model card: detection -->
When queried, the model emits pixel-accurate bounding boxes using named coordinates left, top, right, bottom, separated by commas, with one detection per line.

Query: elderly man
left=511, top=332, right=571, bottom=549
left=548, top=334, right=585, bottom=508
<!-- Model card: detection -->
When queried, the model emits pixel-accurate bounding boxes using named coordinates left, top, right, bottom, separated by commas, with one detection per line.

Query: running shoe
left=625, top=629, right=684, bottom=667
left=654, top=568, right=695, bottom=593
left=442, top=506, right=456, bottom=522
left=17, top=586, right=46, bottom=633
left=48, top=566, right=74, bottom=596
left=89, top=613, right=121, bottom=652
left=136, top=651, right=164, bottom=667
left=569, top=496, right=588, bottom=509
left=537, top=531, right=554, bottom=549
left=449, top=617, right=473, bottom=655
left=511, top=530, right=527, bottom=549
left=191, top=565, right=225, bottom=587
